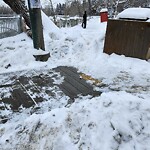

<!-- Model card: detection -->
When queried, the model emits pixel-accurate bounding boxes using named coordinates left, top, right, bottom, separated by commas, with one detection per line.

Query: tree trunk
left=3, top=0, right=31, bottom=28
left=88, top=0, right=92, bottom=15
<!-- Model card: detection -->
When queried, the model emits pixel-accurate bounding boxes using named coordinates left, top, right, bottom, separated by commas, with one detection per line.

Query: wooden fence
left=57, top=18, right=82, bottom=28
left=50, top=16, right=82, bottom=28
left=0, top=15, right=22, bottom=39
left=104, top=19, right=150, bottom=60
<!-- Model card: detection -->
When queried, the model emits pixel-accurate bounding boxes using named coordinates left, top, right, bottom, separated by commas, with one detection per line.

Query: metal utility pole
left=27, top=0, right=45, bottom=50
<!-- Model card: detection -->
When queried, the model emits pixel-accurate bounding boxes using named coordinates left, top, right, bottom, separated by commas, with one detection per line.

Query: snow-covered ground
left=0, top=14, right=150, bottom=150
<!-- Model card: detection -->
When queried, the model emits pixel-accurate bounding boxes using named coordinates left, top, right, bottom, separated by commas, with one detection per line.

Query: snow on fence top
left=117, top=8, right=150, bottom=21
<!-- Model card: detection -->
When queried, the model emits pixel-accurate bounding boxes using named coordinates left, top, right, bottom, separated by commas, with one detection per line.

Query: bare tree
left=3, top=0, right=31, bottom=28
left=88, top=0, right=92, bottom=15
left=49, top=0, right=57, bottom=24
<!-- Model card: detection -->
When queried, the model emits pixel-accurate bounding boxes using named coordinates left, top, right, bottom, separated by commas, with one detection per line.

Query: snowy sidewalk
left=0, top=66, right=100, bottom=112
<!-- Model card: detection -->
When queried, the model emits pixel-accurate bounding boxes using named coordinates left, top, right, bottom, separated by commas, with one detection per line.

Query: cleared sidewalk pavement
left=0, top=66, right=101, bottom=112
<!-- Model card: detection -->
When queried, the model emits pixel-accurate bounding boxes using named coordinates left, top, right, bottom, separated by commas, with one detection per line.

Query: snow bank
left=1, top=92, right=150, bottom=150
left=42, top=11, right=59, bottom=33
left=41, top=11, right=61, bottom=42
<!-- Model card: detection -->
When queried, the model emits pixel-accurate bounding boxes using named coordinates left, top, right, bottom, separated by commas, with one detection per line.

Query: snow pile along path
left=1, top=92, right=150, bottom=150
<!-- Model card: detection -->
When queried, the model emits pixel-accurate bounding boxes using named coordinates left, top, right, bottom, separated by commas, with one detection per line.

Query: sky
left=0, top=8, right=150, bottom=149
left=0, top=0, right=66, bottom=7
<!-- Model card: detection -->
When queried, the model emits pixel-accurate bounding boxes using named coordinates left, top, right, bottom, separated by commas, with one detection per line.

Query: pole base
left=33, top=52, right=50, bottom=62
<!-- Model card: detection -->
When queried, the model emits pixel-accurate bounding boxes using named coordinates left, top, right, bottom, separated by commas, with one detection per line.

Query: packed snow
left=0, top=13, right=150, bottom=150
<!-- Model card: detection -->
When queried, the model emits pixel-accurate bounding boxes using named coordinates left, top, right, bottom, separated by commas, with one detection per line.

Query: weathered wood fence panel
left=104, top=19, right=150, bottom=60
left=56, top=18, right=82, bottom=28
left=0, top=15, right=22, bottom=39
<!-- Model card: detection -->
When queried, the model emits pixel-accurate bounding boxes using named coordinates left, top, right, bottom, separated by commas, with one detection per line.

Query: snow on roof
left=117, top=8, right=150, bottom=20
left=118, top=0, right=126, bottom=4
left=147, top=19, right=150, bottom=22
left=100, top=8, right=108, bottom=13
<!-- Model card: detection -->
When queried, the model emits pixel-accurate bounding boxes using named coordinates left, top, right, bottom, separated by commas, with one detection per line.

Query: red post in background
left=100, top=8, right=108, bottom=22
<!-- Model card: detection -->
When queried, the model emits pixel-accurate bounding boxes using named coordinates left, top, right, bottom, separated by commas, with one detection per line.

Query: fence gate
left=0, top=15, right=22, bottom=39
